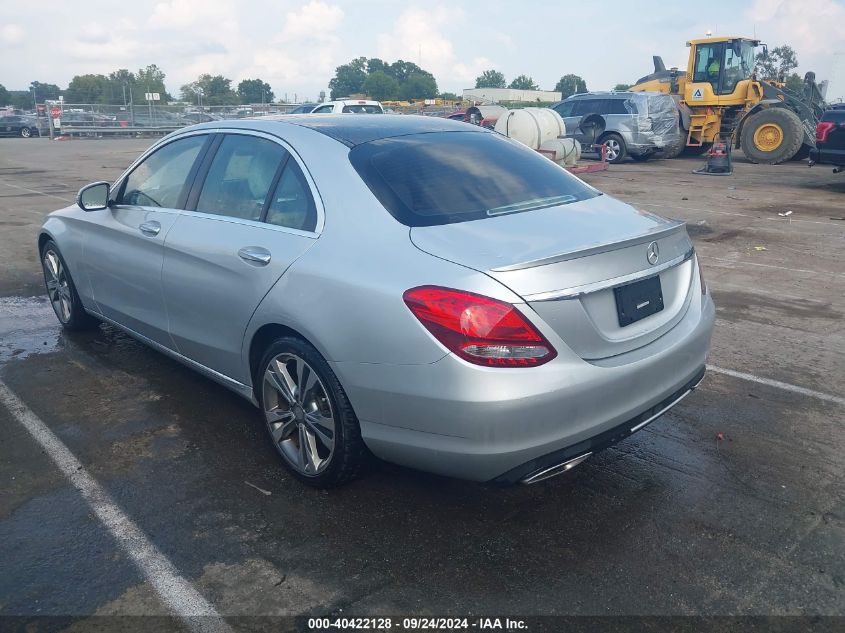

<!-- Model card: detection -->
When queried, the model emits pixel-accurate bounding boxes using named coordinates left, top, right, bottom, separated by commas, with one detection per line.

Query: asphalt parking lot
left=1, top=137, right=843, bottom=628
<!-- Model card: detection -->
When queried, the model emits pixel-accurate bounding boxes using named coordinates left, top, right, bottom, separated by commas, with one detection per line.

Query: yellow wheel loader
left=630, top=37, right=826, bottom=164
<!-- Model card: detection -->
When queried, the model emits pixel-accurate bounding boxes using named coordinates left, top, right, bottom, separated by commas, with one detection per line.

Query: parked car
left=182, top=111, right=221, bottom=124
left=0, top=115, right=40, bottom=137
left=809, top=108, right=845, bottom=173
left=39, top=116, right=714, bottom=488
left=309, top=100, right=383, bottom=114
left=551, top=91, right=681, bottom=163
left=288, top=103, right=319, bottom=114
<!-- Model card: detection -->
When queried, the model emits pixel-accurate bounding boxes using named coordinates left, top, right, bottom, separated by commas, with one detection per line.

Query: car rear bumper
left=809, top=147, right=845, bottom=167
left=332, top=293, right=715, bottom=483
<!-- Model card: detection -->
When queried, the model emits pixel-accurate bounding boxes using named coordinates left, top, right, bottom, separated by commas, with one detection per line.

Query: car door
left=83, top=133, right=211, bottom=345
left=1, top=116, right=15, bottom=135
left=162, top=131, right=320, bottom=382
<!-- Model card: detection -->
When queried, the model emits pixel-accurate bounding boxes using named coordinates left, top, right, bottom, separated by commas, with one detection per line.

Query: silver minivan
left=552, top=92, right=681, bottom=163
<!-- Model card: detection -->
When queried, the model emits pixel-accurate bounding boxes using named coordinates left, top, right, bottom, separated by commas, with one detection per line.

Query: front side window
left=265, top=161, right=317, bottom=231
left=553, top=101, right=574, bottom=117
left=195, top=135, right=288, bottom=221
left=722, top=41, right=755, bottom=94
left=312, top=105, right=334, bottom=114
left=120, top=135, right=207, bottom=208
left=350, top=131, right=598, bottom=227
left=693, top=43, right=724, bottom=84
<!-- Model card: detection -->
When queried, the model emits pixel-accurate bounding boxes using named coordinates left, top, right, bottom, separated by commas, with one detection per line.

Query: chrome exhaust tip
left=520, top=452, right=592, bottom=485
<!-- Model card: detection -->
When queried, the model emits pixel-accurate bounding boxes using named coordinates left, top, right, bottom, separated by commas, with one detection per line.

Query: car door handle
left=139, top=220, right=161, bottom=236
left=237, top=246, right=272, bottom=265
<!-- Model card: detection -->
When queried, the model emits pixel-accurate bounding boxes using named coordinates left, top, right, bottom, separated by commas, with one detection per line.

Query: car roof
left=192, top=114, right=484, bottom=147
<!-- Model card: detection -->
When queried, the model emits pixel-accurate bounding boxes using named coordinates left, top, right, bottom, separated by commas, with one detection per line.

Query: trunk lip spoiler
left=523, top=246, right=695, bottom=303
left=489, top=220, right=687, bottom=273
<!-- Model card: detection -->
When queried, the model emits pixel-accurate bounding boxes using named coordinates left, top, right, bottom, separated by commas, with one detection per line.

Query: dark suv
left=809, top=108, right=845, bottom=173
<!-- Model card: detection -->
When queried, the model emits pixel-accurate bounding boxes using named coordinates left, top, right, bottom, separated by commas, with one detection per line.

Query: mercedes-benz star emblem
left=647, top=241, right=659, bottom=265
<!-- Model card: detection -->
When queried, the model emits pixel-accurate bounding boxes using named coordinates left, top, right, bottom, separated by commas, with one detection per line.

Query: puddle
left=0, top=296, right=61, bottom=362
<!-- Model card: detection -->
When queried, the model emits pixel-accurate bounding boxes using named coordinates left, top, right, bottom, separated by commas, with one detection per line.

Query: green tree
left=784, top=73, right=804, bottom=93
left=388, top=60, right=427, bottom=83
left=475, top=70, right=506, bottom=89
left=400, top=72, right=438, bottom=100
left=755, top=45, right=798, bottom=81
left=509, top=75, right=538, bottom=90
left=439, top=92, right=459, bottom=101
left=0, top=84, right=11, bottom=106
left=30, top=81, right=61, bottom=101
left=613, top=83, right=631, bottom=91
left=181, top=74, right=239, bottom=106
left=362, top=71, right=399, bottom=101
left=65, top=74, right=110, bottom=103
left=136, top=64, right=170, bottom=103
left=367, top=58, right=390, bottom=75
left=328, top=57, right=368, bottom=99
left=555, top=74, right=588, bottom=98
left=8, top=91, right=31, bottom=109
left=237, top=78, right=274, bottom=104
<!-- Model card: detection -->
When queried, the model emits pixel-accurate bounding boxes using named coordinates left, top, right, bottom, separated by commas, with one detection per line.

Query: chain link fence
left=42, top=102, right=301, bottom=139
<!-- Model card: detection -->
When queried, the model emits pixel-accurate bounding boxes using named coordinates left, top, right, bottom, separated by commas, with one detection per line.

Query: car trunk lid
left=410, top=195, right=695, bottom=360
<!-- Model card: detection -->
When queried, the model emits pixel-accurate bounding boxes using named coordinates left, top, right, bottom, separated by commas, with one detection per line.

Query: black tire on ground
left=740, top=108, right=804, bottom=164
left=599, top=132, right=627, bottom=163
left=40, top=240, right=100, bottom=331
left=20, top=127, right=32, bottom=138
left=258, top=336, right=368, bottom=488
left=790, top=144, right=811, bottom=161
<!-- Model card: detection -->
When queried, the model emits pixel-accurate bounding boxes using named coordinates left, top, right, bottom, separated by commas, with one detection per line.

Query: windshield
left=349, top=131, right=599, bottom=227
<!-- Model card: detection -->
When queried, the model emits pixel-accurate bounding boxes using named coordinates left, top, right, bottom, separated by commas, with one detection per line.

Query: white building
left=462, top=88, right=562, bottom=104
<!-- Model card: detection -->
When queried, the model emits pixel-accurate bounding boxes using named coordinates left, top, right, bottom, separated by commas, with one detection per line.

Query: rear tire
left=599, top=132, right=627, bottom=163
left=20, top=127, right=32, bottom=138
left=258, top=336, right=368, bottom=488
left=740, top=108, right=804, bottom=164
left=40, top=240, right=100, bottom=331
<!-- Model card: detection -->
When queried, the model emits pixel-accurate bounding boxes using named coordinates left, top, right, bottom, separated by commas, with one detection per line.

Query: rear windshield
left=342, top=104, right=383, bottom=114
left=349, top=131, right=598, bottom=226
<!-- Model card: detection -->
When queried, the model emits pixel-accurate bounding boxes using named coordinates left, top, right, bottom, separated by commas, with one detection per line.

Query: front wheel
left=20, top=127, right=32, bottom=138
left=740, top=108, right=804, bottom=164
left=40, top=240, right=99, bottom=330
left=258, top=336, right=368, bottom=488
left=600, top=133, right=627, bottom=163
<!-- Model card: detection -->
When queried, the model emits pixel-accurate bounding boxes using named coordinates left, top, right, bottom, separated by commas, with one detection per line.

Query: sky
left=0, top=0, right=843, bottom=102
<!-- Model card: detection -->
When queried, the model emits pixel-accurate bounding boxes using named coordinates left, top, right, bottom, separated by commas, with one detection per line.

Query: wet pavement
left=0, top=138, right=843, bottom=624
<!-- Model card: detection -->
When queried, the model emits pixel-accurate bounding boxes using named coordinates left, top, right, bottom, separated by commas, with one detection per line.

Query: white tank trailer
left=493, top=108, right=581, bottom=167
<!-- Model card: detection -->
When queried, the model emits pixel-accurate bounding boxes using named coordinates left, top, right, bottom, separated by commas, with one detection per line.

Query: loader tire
left=740, top=108, right=804, bottom=165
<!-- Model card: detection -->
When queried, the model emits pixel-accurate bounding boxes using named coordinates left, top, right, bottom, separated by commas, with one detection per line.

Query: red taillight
left=403, top=286, right=557, bottom=367
left=816, top=121, right=836, bottom=143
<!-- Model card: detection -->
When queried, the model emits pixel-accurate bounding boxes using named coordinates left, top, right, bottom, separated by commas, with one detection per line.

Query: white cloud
left=246, top=1, right=345, bottom=91
left=1, top=24, right=25, bottom=46
left=746, top=0, right=845, bottom=71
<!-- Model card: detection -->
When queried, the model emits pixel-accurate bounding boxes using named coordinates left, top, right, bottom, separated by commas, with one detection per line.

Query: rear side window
left=120, top=135, right=207, bottom=208
left=265, top=161, right=317, bottom=232
left=553, top=101, right=574, bottom=117
left=195, top=135, right=287, bottom=221
left=350, top=131, right=598, bottom=227
left=605, top=99, right=629, bottom=115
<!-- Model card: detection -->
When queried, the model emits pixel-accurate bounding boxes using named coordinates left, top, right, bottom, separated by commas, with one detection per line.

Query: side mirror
left=77, top=181, right=111, bottom=212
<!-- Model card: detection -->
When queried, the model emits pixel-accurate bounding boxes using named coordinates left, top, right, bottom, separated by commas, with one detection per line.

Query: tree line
left=328, top=57, right=438, bottom=101
left=0, top=65, right=276, bottom=108
left=474, top=70, right=588, bottom=99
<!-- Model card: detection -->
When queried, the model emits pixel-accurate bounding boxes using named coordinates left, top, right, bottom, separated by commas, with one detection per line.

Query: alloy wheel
left=21, top=127, right=32, bottom=138
left=42, top=249, right=72, bottom=323
left=263, top=353, right=335, bottom=475
left=604, top=139, right=621, bottom=161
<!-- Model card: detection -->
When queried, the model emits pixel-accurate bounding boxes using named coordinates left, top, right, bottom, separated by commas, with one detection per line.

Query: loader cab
left=686, top=38, right=758, bottom=104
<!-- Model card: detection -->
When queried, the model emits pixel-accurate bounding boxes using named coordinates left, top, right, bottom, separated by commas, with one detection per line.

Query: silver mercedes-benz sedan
left=39, top=115, right=714, bottom=487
